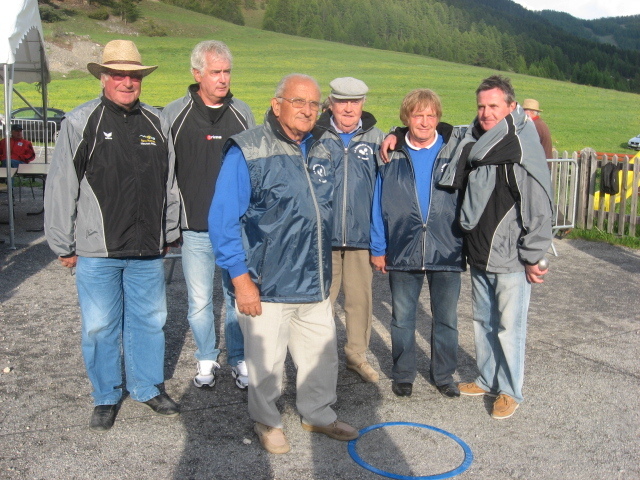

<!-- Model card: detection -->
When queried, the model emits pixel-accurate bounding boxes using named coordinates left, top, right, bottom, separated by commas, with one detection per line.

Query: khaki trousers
left=330, top=248, right=374, bottom=366
left=237, top=298, right=338, bottom=429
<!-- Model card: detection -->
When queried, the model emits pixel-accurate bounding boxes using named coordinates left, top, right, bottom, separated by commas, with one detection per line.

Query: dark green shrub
left=88, top=8, right=110, bottom=20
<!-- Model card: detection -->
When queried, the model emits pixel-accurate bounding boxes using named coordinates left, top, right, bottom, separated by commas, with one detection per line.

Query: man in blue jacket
left=317, top=77, right=384, bottom=383
left=371, top=89, right=466, bottom=399
left=209, top=74, right=358, bottom=454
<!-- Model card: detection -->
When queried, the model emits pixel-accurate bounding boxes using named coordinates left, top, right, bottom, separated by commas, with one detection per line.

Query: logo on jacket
left=139, top=134, right=156, bottom=146
left=354, top=143, right=374, bottom=161
left=311, top=164, right=328, bottom=183
left=206, top=134, right=222, bottom=140
left=103, top=132, right=112, bottom=140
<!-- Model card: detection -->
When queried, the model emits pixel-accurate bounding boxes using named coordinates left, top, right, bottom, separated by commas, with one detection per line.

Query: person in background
left=317, top=77, right=384, bottom=383
left=0, top=124, right=36, bottom=168
left=163, top=40, right=255, bottom=391
left=44, top=39, right=181, bottom=432
left=522, top=98, right=553, bottom=159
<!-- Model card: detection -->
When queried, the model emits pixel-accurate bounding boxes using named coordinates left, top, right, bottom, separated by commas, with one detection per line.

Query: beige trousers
left=237, top=298, right=338, bottom=429
left=330, top=248, right=374, bottom=366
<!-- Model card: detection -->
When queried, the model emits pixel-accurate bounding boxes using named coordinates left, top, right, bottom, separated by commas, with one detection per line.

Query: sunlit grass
left=3, top=0, right=640, bottom=154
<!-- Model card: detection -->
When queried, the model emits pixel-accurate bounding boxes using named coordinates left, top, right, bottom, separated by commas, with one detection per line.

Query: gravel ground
left=1, top=192, right=639, bottom=480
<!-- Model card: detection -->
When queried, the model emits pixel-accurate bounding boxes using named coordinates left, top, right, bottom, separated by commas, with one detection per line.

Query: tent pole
left=40, top=43, right=49, bottom=163
left=3, top=64, right=16, bottom=249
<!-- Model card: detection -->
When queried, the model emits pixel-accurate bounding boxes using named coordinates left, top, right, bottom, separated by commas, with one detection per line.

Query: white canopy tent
left=1, top=0, right=50, bottom=249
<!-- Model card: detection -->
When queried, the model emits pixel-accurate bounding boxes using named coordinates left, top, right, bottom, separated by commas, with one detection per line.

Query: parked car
left=628, top=133, right=640, bottom=150
left=10, top=107, right=65, bottom=143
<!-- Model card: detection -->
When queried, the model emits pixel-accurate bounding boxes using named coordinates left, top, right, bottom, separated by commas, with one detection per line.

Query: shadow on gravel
left=0, top=242, right=56, bottom=303
left=566, top=238, right=640, bottom=274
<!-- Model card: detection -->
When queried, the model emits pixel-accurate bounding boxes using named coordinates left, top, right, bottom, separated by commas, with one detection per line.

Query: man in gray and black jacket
left=44, top=40, right=181, bottom=433
left=162, top=40, right=255, bottom=392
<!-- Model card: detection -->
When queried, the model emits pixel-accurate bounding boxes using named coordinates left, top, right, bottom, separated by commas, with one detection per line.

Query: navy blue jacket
left=371, top=123, right=466, bottom=272
left=209, top=110, right=334, bottom=303
left=316, top=110, right=384, bottom=248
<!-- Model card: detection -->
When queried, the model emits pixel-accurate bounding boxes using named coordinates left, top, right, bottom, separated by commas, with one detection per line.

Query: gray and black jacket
left=162, top=86, right=255, bottom=231
left=439, top=106, right=553, bottom=272
left=316, top=110, right=384, bottom=248
left=45, top=96, right=180, bottom=258
left=374, top=123, right=466, bottom=272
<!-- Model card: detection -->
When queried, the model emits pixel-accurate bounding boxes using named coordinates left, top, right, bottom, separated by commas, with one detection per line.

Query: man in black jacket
left=162, top=41, right=256, bottom=391
left=45, top=39, right=181, bottom=433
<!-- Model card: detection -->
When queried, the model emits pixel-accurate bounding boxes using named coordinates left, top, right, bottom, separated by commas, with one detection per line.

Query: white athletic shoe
left=231, top=360, right=249, bottom=390
left=193, top=360, right=220, bottom=388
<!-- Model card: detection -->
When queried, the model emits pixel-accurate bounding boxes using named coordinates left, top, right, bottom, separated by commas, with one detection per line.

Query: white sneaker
left=231, top=360, right=249, bottom=390
left=193, top=360, right=220, bottom=388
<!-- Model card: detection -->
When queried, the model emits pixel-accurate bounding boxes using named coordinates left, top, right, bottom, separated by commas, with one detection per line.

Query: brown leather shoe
left=491, top=394, right=519, bottom=419
left=347, top=362, right=379, bottom=383
left=254, top=422, right=291, bottom=454
left=301, top=420, right=359, bottom=441
left=458, top=382, right=497, bottom=397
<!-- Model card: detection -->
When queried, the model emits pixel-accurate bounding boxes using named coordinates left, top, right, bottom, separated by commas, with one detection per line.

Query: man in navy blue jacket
left=371, top=89, right=466, bottom=399
left=209, top=74, right=358, bottom=455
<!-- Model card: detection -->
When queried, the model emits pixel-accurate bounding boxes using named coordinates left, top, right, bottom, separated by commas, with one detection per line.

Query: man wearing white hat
left=45, top=39, right=181, bottom=432
left=316, top=77, right=384, bottom=383
left=522, top=98, right=553, bottom=159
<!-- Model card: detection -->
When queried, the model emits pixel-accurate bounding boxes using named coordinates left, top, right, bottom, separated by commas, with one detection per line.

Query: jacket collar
left=265, top=108, right=323, bottom=145
left=101, top=94, right=141, bottom=115
left=317, top=109, right=377, bottom=133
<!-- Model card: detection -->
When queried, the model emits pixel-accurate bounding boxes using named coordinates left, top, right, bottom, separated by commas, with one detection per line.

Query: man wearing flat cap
left=317, top=77, right=384, bottom=383
left=45, top=39, right=181, bottom=432
left=523, top=98, right=552, bottom=159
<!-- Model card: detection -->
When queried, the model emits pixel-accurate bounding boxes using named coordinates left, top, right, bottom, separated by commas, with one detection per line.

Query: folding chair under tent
left=1, top=0, right=51, bottom=249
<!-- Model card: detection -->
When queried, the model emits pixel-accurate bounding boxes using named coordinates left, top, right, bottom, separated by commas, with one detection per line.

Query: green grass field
left=5, top=1, right=640, bottom=154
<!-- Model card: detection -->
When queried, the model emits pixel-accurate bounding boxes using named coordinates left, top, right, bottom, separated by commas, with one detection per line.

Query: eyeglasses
left=277, top=97, right=321, bottom=111
left=108, top=72, right=143, bottom=82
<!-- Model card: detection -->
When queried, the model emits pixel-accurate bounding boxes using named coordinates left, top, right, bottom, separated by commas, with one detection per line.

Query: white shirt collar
left=405, top=132, right=439, bottom=151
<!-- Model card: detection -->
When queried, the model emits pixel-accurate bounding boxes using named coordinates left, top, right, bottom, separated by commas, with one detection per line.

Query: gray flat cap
left=329, top=77, right=368, bottom=100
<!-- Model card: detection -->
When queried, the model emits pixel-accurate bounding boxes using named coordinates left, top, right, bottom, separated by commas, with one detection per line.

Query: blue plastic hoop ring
left=347, top=422, right=473, bottom=480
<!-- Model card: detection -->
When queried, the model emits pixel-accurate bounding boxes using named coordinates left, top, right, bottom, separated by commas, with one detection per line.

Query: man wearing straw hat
left=522, top=98, right=553, bottom=159
left=45, top=39, right=181, bottom=432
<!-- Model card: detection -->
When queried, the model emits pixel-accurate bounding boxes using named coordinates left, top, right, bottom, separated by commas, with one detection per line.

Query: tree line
left=261, top=0, right=640, bottom=93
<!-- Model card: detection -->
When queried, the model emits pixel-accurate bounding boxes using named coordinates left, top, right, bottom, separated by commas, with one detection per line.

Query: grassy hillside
left=7, top=1, right=640, bottom=154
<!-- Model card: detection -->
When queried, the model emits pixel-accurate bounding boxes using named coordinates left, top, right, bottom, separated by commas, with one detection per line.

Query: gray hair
left=274, top=74, right=320, bottom=99
left=476, top=75, right=516, bottom=105
left=191, top=40, right=233, bottom=72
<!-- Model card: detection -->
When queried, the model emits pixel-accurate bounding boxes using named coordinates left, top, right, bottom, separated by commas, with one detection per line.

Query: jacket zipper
left=301, top=141, right=325, bottom=299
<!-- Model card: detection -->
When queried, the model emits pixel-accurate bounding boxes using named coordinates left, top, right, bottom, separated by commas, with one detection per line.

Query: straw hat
left=522, top=99, right=542, bottom=112
left=87, top=40, right=157, bottom=79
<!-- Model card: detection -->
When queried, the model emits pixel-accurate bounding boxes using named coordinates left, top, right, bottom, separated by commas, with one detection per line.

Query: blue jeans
left=389, top=270, right=461, bottom=385
left=470, top=267, right=531, bottom=403
left=76, top=256, right=167, bottom=405
left=1, top=159, right=24, bottom=168
left=181, top=230, right=244, bottom=366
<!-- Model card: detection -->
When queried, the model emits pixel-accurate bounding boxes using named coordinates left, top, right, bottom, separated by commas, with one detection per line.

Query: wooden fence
left=556, top=148, right=640, bottom=238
